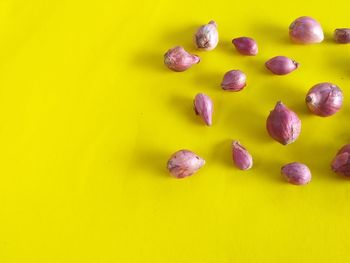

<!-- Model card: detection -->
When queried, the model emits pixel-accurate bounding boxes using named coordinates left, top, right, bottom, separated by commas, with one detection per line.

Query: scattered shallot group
left=164, top=17, right=348, bottom=184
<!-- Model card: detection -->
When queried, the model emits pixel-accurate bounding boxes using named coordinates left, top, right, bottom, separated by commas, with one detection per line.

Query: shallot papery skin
left=266, top=101, right=301, bottom=145
left=194, top=93, right=213, bottom=126
left=232, top=37, right=258, bottom=56
left=167, top=150, right=205, bottom=179
left=221, top=70, right=247, bottom=91
left=164, top=46, right=200, bottom=72
left=281, top=162, right=311, bottom=185
left=265, top=56, right=299, bottom=75
left=289, top=16, right=324, bottom=44
left=305, top=82, right=343, bottom=117
left=334, top=28, right=350, bottom=44
left=194, top=20, right=219, bottom=51
left=331, top=144, right=350, bottom=177
left=232, top=140, right=253, bottom=170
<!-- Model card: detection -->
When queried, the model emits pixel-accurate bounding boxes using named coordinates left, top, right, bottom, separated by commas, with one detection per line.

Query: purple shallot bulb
left=334, top=28, right=350, bottom=44
left=193, top=93, right=213, bottom=126
left=194, top=20, right=219, bottom=51
left=221, top=70, right=247, bottom=91
left=232, top=140, right=253, bottom=170
left=331, top=144, right=350, bottom=177
left=266, top=101, right=301, bottom=145
left=289, top=16, right=324, bottom=44
left=305, top=82, right=343, bottom=117
left=281, top=162, right=311, bottom=185
left=232, top=37, right=258, bottom=56
left=164, top=46, right=200, bottom=72
left=265, top=56, right=299, bottom=75
left=167, top=150, right=205, bottom=179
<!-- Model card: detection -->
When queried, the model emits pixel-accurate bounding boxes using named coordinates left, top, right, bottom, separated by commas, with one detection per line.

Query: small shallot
left=232, top=37, right=258, bottom=56
left=194, top=20, right=219, bottom=51
left=265, top=56, right=299, bottom=75
left=266, top=101, right=301, bottom=145
left=164, top=46, right=200, bottom=72
left=221, top=70, right=247, bottom=91
left=289, top=16, right=324, bottom=44
left=167, top=150, right=205, bottom=179
left=281, top=162, right=311, bottom=185
left=331, top=144, right=350, bottom=177
left=334, top=28, right=350, bottom=44
left=305, top=82, right=343, bottom=117
left=194, top=93, right=213, bottom=126
left=232, top=140, right=253, bottom=170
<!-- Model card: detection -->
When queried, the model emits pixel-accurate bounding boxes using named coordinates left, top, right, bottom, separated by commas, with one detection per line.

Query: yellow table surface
left=1, top=0, right=350, bottom=262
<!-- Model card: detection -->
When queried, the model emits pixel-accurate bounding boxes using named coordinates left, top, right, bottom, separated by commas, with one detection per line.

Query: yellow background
left=0, top=0, right=350, bottom=262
